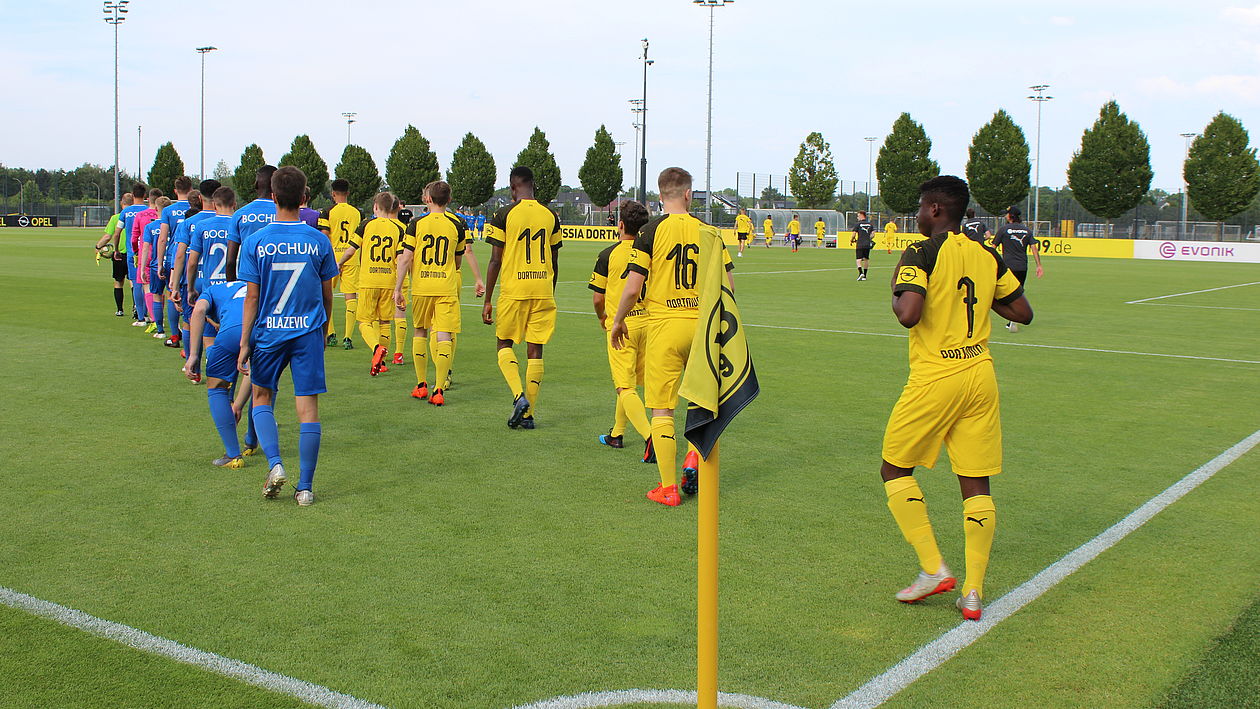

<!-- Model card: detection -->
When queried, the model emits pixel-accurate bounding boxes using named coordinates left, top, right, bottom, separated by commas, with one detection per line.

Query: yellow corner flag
left=678, top=223, right=759, bottom=709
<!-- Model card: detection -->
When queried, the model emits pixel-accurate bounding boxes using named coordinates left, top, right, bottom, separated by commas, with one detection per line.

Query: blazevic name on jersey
left=403, top=212, right=466, bottom=296
left=349, top=217, right=406, bottom=289
left=892, top=231, right=1023, bottom=385
left=627, top=213, right=733, bottom=319
left=318, top=202, right=362, bottom=253
left=486, top=199, right=563, bottom=300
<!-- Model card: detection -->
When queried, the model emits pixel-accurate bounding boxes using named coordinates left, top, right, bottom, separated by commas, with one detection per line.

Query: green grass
left=2, top=228, right=1259, bottom=708
left=1160, top=592, right=1260, bottom=709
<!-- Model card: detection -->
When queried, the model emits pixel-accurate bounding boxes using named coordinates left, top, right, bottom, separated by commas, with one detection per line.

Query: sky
left=4, top=0, right=1259, bottom=195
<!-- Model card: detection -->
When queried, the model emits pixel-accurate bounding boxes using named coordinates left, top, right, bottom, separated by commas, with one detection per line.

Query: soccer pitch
left=2, top=228, right=1258, bottom=708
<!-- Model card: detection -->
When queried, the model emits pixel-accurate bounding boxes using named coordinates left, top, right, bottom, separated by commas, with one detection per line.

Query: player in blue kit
left=155, top=176, right=192, bottom=347
left=170, top=179, right=221, bottom=353
left=185, top=279, right=253, bottom=468
left=474, top=211, right=486, bottom=241
left=225, top=164, right=278, bottom=282
left=116, top=183, right=149, bottom=325
left=141, top=196, right=173, bottom=338
left=237, top=167, right=339, bottom=506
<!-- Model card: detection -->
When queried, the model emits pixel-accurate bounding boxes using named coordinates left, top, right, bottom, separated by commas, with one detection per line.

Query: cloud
left=1050, top=16, right=1075, bottom=26
left=1223, top=4, right=1260, bottom=24
left=1139, top=74, right=1260, bottom=103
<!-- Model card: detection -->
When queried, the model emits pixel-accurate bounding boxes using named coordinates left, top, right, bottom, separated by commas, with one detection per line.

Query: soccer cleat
left=370, top=345, right=387, bottom=376
left=519, top=416, right=535, bottom=430
left=643, top=437, right=656, bottom=464
left=507, top=394, right=530, bottom=429
left=262, top=463, right=287, bottom=499
left=377, top=364, right=389, bottom=374
left=132, top=320, right=146, bottom=327
left=681, top=450, right=700, bottom=495
left=444, top=372, right=453, bottom=390
left=392, top=352, right=404, bottom=365
left=342, top=337, right=354, bottom=350
left=326, top=333, right=337, bottom=348
left=956, top=590, right=983, bottom=621
left=153, top=331, right=167, bottom=339
left=597, top=431, right=624, bottom=449
left=242, top=443, right=258, bottom=457
left=115, top=309, right=125, bottom=317
left=411, top=383, right=429, bottom=400
left=145, top=323, right=157, bottom=333
left=1005, top=322, right=1019, bottom=333
left=294, top=489, right=315, bottom=507
left=895, top=563, right=957, bottom=603
left=212, top=455, right=244, bottom=469
left=646, top=484, right=681, bottom=507
left=164, top=335, right=181, bottom=348
left=429, top=388, right=445, bottom=406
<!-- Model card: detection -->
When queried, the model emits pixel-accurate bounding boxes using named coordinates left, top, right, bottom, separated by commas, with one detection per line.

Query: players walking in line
left=961, top=208, right=990, bottom=243
left=337, top=192, right=406, bottom=375
left=878, top=175, right=1032, bottom=621
left=589, top=200, right=653, bottom=458
left=814, top=216, right=827, bottom=248
left=171, top=180, right=223, bottom=353
left=992, top=206, right=1043, bottom=332
left=853, top=210, right=875, bottom=281
left=225, top=165, right=278, bottom=282
left=482, top=166, right=562, bottom=430
left=788, top=214, right=801, bottom=252
left=735, top=208, right=752, bottom=257
left=609, top=168, right=734, bottom=506
left=318, top=178, right=362, bottom=349
left=762, top=215, right=774, bottom=248
left=394, top=181, right=466, bottom=406
left=186, top=187, right=236, bottom=340
left=185, top=278, right=252, bottom=469
left=137, top=194, right=171, bottom=338
left=237, top=166, right=339, bottom=506
left=116, top=183, right=149, bottom=325
left=96, top=192, right=133, bottom=316
left=474, top=211, right=486, bottom=241
left=155, top=176, right=192, bottom=347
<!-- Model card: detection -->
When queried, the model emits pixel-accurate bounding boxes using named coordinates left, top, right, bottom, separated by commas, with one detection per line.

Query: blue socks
left=181, top=327, right=191, bottom=357
left=251, top=404, right=283, bottom=467
left=153, top=299, right=165, bottom=333
left=133, top=283, right=147, bottom=319
left=298, top=423, right=321, bottom=492
left=166, top=301, right=179, bottom=337
left=206, top=387, right=241, bottom=458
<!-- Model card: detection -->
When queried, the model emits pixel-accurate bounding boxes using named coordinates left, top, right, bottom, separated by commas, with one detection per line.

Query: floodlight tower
left=630, top=99, right=645, bottom=201
left=1180, top=132, right=1198, bottom=238
left=694, top=0, right=734, bottom=217
left=1027, top=84, right=1053, bottom=231
left=864, top=136, right=877, bottom=213
left=342, top=112, right=358, bottom=145
left=614, top=140, right=626, bottom=225
left=196, top=46, right=218, bottom=179
left=102, top=1, right=129, bottom=213
left=638, top=39, right=653, bottom=206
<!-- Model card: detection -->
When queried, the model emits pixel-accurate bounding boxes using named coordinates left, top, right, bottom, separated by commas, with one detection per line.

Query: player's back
left=788, top=219, right=800, bottom=235
left=201, top=280, right=248, bottom=333
left=239, top=221, right=337, bottom=347
left=630, top=213, right=730, bottom=320
left=192, top=215, right=234, bottom=288
left=142, top=220, right=162, bottom=266
left=487, top=199, right=562, bottom=299
left=736, top=214, right=750, bottom=232
left=320, top=202, right=362, bottom=254
left=962, top=218, right=987, bottom=242
left=161, top=200, right=190, bottom=235
left=593, top=240, right=646, bottom=324
left=119, top=204, right=145, bottom=251
left=406, top=212, right=466, bottom=296
left=352, top=217, right=406, bottom=289
left=229, top=198, right=276, bottom=245
left=763, top=218, right=773, bottom=233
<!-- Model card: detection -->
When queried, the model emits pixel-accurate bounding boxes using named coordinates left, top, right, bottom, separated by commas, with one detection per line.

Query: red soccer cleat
left=412, top=382, right=429, bottom=400
left=646, top=484, right=681, bottom=507
left=370, top=345, right=387, bottom=376
left=430, top=388, right=444, bottom=406
left=392, top=352, right=404, bottom=365
left=683, top=450, right=700, bottom=473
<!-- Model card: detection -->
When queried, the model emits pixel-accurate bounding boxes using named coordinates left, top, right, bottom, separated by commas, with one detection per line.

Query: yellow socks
left=433, top=339, right=453, bottom=391
left=962, top=494, right=996, bottom=598
left=612, top=394, right=628, bottom=437
left=412, top=335, right=428, bottom=385
left=344, top=299, right=357, bottom=341
left=358, top=320, right=379, bottom=350
left=618, top=389, right=651, bottom=439
left=525, top=359, right=544, bottom=416
left=497, top=347, right=522, bottom=398
left=393, top=318, right=407, bottom=354
left=378, top=320, right=390, bottom=349
left=884, top=476, right=943, bottom=575
left=650, top=415, right=678, bottom=488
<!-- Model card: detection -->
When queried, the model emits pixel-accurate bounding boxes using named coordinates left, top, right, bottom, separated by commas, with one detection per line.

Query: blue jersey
left=475, top=214, right=486, bottom=232
left=238, top=221, right=338, bottom=349
left=142, top=219, right=163, bottom=270
left=190, top=214, right=234, bottom=292
left=228, top=198, right=276, bottom=245
left=199, top=280, right=248, bottom=333
left=175, top=210, right=214, bottom=285
left=118, top=204, right=146, bottom=254
left=461, top=212, right=475, bottom=230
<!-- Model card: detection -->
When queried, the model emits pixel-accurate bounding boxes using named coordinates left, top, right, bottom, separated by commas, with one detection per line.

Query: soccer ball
left=97, top=244, right=116, bottom=258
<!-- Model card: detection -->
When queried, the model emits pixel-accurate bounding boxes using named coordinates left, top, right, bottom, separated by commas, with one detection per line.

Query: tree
left=514, top=127, right=561, bottom=205
left=212, top=159, right=232, bottom=183
left=1184, top=112, right=1260, bottom=231
left=279, top=135, right=329, bottom=200
left=147, top=142, right=186, bottom=195
left=966, top=110, right=1031, bottom=214
left=788, top=132, right=839, bottom=209
left=577, top=125, right=622, bottom=208
left=386, top=125, right=441, bottom=206
left=334, top=144, right=382, bottom=210
left=20, top=179, right=43, bottom=208
left=760, top=185, right=787, bottom=203
left=876, top=113, right=939, bottom=214
left=233, top=144, right=266, bottom=201
left=1067, top=100, right=1152, bottom=220
left=447, top=132, right=497, bottom=208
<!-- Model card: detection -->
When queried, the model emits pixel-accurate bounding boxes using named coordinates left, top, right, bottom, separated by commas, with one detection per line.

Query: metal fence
left=2, top=202, right=115, bottom=227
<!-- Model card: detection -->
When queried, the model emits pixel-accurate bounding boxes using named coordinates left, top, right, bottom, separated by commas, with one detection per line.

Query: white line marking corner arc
left=508, top=688, right=808, bottom=709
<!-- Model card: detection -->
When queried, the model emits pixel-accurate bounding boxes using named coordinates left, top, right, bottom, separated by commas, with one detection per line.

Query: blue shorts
left=148, top=268, right=167, bottom=295
left=249, top=329, right=326, bottom=396
left=205, top=327, right=241, bottom=382
left=126, top=255, right=137, bottom=281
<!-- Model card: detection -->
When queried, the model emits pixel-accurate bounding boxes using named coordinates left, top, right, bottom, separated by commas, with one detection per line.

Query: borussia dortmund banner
left=679, top=224, right=759, bottom=458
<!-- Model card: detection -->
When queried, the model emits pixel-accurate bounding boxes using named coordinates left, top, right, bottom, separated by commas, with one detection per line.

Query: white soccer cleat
left=294, top=489, right=314, bottom=507
left=262, top=463, right=287, bottom=499
left=895, top=562, right=957, bottom=603
left=957, top=589, right=983, bottom=621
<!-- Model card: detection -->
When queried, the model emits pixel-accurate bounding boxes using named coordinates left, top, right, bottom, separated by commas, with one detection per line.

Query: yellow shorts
left=411, top=294, right=461, bottom=334
left=881, top=360, right=1002, bottom=477
left=644, top=316, right=697, bottom=410
left=495, top=296, right=556, bottom=345
left=339, top=258, right=359, bottom=295
left=357, top=287, right=394, bottom=323
left=606, top=323, right=647, bottom=390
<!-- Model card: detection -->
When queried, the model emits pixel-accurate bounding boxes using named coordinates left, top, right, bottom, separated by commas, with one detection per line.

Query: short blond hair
left=374, top=191, right=400, bottom=214
left=657, top=167, right=692, bottom=200
left=155, top=196, right=172, bottom=210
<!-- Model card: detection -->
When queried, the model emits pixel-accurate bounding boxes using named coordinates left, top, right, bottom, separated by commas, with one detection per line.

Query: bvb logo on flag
left=701, top=289, right=752, bottom=406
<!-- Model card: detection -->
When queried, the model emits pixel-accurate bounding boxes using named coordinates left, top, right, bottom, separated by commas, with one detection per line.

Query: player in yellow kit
left=337, top=192, right=405, bottom=376
left=394, top=181, right=466, bottom=406
left=878, top=175, right=1033, bottom=622
left=762, top=215, right=774, bottom=248
left=589, top=200, right=653, bottom=459
left=734, top=208, right=752, bottom=257
left=318, top=178, right=362, bottom=349
left=788, top=214, right=801, bottom=252
left=610, top=168, right=734, bottom=507
left=482, top=166, right=562, bottom=430
left=815, top=216, right=827, bottom=248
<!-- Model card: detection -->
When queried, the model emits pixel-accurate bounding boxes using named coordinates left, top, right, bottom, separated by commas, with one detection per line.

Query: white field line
left=509, top=689, right=808, bottom=709
left=0, top=586, right=385, bottom=709
left=1132, top=302, right=1260, bottom=313
left=1126, top=280, right=1260, bottom=304
left=830, top=427, right=1260, bottom=709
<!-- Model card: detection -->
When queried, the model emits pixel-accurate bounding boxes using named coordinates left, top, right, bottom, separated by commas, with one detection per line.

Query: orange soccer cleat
left=429, top=388, right=444, bottom=406
left=412, top=382, right=429, bottom=400
left=646, top=484, right=681, bottom=507
left=392, top=352, right=404, bottom=365
left=370, top=345, right=387, bottom=376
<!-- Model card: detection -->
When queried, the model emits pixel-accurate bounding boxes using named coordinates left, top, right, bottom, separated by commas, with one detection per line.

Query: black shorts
left=737, top=232, right=748, bottom=241
left=1012, top=269, right=1028, bottom=285
left=111, top=255, right=128, bottom=281
left=855, top=247, right=871, bottom=260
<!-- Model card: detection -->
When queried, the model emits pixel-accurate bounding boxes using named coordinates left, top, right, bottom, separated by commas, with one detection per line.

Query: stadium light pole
left=137, top=125, right=142, bottom=178
left=1180, top=132, right=1198, bottom=239
left=614, top=140, right=626, bottom=225
left=342, top=112, right=358, bottom=145
left=694, top=1, right=734, bottom=219
left=195, top=46, right=218, bottom=179
left=103, top=1, right=129, bottom=213
left=864, top=137, right=877, bottom=213
left=630, top=99, right=645, bottom=201
left=639, top=39, right=653, bottom=207
left=1027, top=85, right=1053, bottom=233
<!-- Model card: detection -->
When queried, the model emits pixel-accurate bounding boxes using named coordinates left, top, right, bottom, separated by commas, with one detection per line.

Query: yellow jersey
left=403, top=211, right=466, bottom=297
left=628, top=213, right=733, bottom=320
left=788, top=219, right=800, bottom=235
left=318, top=202, right=362, bottom=254
left=893, top=232, right=1023, bottom=385
left=762, top=218, right=774, bottom=235
left=349, top=217, right=405, bottom=289
left=815, top=220, right=827, bottom=237
left=486, top=199, right=563, bottom=300
left=735, top=214, right=752, bottom=234
left=589, top=240, right=647, bottom=328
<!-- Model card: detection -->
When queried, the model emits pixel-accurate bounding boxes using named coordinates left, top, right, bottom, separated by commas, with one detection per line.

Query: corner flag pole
left=697, top=440, right=720, bottom=709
